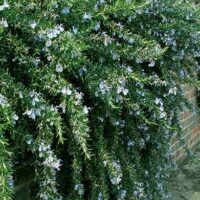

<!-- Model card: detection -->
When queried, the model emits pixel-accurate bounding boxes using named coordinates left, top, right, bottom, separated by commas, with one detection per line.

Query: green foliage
left=0, top=0, right=200, bottom=199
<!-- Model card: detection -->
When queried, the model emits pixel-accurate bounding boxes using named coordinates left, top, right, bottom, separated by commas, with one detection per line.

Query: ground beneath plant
left=167, top=147, right=200, bottom=200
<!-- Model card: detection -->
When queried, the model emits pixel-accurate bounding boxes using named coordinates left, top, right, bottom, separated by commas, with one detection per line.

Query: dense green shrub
left=0, top=0, right=200, bottom=199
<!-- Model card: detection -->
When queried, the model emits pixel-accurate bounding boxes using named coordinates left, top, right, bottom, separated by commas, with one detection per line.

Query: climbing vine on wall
left=0, top=0, right=200, bottom=199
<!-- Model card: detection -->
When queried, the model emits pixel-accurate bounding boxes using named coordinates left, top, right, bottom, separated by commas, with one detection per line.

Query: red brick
left=171, top=85, right=200, bottom=162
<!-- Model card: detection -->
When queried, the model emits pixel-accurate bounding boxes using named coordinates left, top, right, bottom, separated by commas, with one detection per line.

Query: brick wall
left=171, top=86, right=200, bottom=162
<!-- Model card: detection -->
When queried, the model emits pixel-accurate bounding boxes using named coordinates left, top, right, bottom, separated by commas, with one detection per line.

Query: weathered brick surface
left=171, top=86, right=200, bottom=162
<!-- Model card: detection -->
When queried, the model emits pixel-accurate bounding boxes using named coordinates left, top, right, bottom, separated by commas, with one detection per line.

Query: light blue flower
left=62, top=7, right=70, bottom=14
left=83, top=13, right=92, bottom=21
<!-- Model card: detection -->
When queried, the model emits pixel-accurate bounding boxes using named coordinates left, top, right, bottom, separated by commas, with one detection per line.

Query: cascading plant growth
left=0, top=0, right=200, bottom=199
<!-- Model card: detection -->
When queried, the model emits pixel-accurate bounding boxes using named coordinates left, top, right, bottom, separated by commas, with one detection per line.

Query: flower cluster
left=74, top=183, right=84, bottom=196
left=0, top=0, right=9, bottom=11
left=38, top=142, right=61, bottom=170
left=0, top=94, right=9, bottom=107
left=36, top=140, right=63, bottom=200
left=109, top=160, right=123, bottom=186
